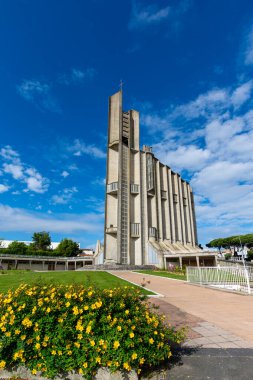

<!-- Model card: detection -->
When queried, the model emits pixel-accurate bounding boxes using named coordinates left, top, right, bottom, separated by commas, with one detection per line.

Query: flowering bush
left=0, top=284, right=185, bottom=379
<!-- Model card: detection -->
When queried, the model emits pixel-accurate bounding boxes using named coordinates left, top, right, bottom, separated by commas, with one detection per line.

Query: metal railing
left=131, top=223, right=140, bottom=237
left=187, top=266, right=252, bottom=294
left=107, top=182, right=118, bottom=193
left=149, top=227, right=157, bottom=239
left=161, top=190, right=167, bottom=199
left=130, top=184, right=139, bottom=194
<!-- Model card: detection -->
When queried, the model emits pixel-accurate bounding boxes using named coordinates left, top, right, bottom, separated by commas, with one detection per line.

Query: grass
left=135, top=269, right=187, bottom=281
left=0, top=270, right=153, bottom=295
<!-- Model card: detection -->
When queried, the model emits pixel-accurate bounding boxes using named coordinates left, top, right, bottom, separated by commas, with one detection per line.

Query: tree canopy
left=55, top=238, right=80, bottom=257
left=8, top=241, right=28, bottom=255
left=206, top=233, right=253, bottom=249
left=31, top=231, right=51, bottom=251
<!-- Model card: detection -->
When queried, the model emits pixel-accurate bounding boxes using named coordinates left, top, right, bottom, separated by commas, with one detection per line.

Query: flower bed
left=0, top=284, right=184, bottom=379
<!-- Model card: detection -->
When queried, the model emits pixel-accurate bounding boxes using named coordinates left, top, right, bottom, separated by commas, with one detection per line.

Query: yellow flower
left=58, top=317, right=64, bottom=323
left=168, top=351, right=172, bottom=358
left=99, top=339, right=104, bottom=345
left=5, top=331, right=11, bottom=337
left=84, top=305, right=89, bottom=310
left=67, top=350, right=72, bottom=355
left=22, top=317, right=32, bottom=328
left=46, top=307, right=51, bottom=313
left=58, top=350, right=62, bottom=356
left=65, top=301, right=70, bottom=307
left=129, top=332, right=134, bottom=338
left=15, top=329, right=20, bottom=335
left=83, top=362, right=88, bottom=368
left=35, top=343, right=41, bottom=350
left=74, top=342, right=80, bottom=348
left=149, top=338, right=154, bottom=344
left=117, top=325, right=122, bottom=331
left=139, top=357, right=145, bottom=365
left=123, top=362, right=131, bottom=371
left=77, top=333, right=83, bottom=339
left=31, top=369, right=37, bottom=375
left=125, top=310, right=129, bottom=315
left=86, top=325, right=92, bottom=334
left=51, top=350, right=57, bottom=355
left=90, top=340, right=95, bottom=347
left=95, top=356, right=101, bottom=364
left=132, top=352, right=137, bottom=360
left=73, top=306, right=79, bottom=315
left=113, top=341, right=120, bottom=349
left=44, top=335, right=49, bottom=341
left=78, top=368, right=83, bottom=374
left=0, top=360, right=6, bottom=369
left=21, top=335, right=26, bottom=341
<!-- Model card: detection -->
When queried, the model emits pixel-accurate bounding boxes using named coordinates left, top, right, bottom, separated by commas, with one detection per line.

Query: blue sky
left=1, top=0, right=253, bottom=247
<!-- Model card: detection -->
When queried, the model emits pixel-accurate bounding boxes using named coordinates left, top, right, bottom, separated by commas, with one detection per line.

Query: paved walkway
left=109, top=271, right=253, bottom=348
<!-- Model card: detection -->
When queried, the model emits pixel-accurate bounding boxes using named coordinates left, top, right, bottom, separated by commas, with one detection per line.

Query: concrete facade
left=104, top=90, right=215, bottom=268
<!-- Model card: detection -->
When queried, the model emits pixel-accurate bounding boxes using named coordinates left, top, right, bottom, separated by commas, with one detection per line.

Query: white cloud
left=128, top=0, right=191, bottom=32
left=59, top=67, right=96, bottom=85
left=69, top=139, right=106, bottom=159
left=51, top=187, right=78, bottom=205
left=154, top=144, right=211, bottom=172
left=244, top=25, right=253, bottom=65
left=141, top=79, right=253, bottom=244
left=3, top=163, right=23, bottom=179
left=0, top=145, right=49, bottom=193
left=0, top=204, right=103, bottom=234
left=17, top=80, right=50, bottom=101
left=129, top=2, right=170, bottom=29
left=61, top=170, right=70, bottom=178
left=0, top=146, right=20, bottom=162
left=91, top=177, right=106, bottom=186
left=231, top=80, right=253, bottom=108
left=0, top=184, right=9, bottom=193
left=17, top=79, right=60, bottom=113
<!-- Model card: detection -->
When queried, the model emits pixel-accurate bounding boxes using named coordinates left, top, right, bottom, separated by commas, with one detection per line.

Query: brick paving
left=109, top=271, right=253, bottom=348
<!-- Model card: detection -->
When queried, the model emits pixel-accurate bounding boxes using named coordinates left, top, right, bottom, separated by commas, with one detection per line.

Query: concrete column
left=42, top=261, right=45, bottom=270
left=167, top=169, right=175, bottom=243
left=184, top=182, right=191, bottom=244
left=178, top=177, right=186, bottom=245
left=140, top=153, right=149, bottom=264
left=187, top=184, right=195, bottom=246
left=163, top=256, right=167, bottom=270
left=156, top=161, right=163, bottom=241
left=74, top=261, right=77, bottom=270
left=163, top=166, right=171, bottom=242
left=196, top=256, right=200, bottom=267
left=179, top=256, right=183, bottom=269
left=174, top=174, right=182, bottom=242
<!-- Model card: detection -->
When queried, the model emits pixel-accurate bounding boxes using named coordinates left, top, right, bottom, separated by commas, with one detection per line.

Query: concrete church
left=102, top=90, right=216, bottom=269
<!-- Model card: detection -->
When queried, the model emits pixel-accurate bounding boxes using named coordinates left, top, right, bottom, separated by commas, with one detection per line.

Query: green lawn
left=135, top=269, right=187, bottom=281
left=0, top=270, right=153, bottom=295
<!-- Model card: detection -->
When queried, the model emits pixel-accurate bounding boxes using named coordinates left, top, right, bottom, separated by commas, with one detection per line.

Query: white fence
left=186, top=266, right=253, bottom=294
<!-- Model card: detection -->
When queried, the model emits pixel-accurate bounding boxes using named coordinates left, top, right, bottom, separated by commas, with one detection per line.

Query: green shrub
left=247, top=249, right=253, bottom=261
left=224, top=253, right=232, bottom=260
left=0, top=284, right=184, bottom=378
